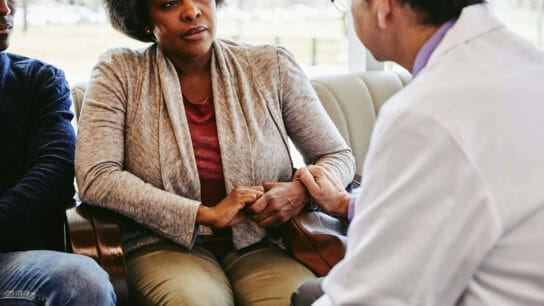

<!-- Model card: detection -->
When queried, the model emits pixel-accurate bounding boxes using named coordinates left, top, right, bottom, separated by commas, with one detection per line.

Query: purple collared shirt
left=347, top=18, right=458, bottom=222
left=412, top=17, right=457, bottom=77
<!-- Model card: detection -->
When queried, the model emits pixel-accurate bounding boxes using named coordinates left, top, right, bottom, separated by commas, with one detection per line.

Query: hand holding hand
left=295, top=165, right=350, bottom=217
left=197, top=186, right=264, bottom=228
left=246, top=181, right=309, bottom=227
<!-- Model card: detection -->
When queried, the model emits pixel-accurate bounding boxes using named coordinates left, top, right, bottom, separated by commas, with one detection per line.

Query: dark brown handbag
left=282, top=210, right=348, bottom=276
left=282, top=179, right=360, bottom=276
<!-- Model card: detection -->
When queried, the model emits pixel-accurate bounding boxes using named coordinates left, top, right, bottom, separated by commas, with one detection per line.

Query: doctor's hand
left=197, top=186, right=264, bottom=229
left=246, top=181, right=309, bottom=227
left=295, top=165, right=350, bottom=217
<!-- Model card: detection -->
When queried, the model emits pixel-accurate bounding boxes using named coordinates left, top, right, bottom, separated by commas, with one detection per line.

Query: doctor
left=294, top=0, right=544, bottom=305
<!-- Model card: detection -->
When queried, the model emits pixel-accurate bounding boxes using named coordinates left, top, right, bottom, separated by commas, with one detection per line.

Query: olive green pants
left=126, top=241, right=315, bottom=306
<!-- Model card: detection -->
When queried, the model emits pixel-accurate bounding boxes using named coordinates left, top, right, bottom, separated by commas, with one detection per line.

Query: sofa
left=66, top=70, right=411, bottom=305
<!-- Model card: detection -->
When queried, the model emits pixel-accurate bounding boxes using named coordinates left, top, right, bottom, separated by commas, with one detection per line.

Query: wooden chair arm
left=65, top=204, right=130, bottom=306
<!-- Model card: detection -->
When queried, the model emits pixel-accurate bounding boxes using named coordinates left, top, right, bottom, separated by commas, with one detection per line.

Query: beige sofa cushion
left=311, top=71, right=411, bottom=180
left=71, top=83, right=87, bottom=122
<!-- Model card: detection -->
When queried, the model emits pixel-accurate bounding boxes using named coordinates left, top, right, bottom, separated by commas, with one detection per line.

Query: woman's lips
left=183, top=26, right=207, bottom=41
left=0, top=24, right=12, bottom=35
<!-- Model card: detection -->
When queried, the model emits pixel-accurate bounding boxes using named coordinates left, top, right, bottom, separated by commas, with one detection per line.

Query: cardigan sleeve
left=276, top=47, right=356, bottom=186
left=75, top=49, right=199, bottom=249
left=0, top=63, right=76, bottom=250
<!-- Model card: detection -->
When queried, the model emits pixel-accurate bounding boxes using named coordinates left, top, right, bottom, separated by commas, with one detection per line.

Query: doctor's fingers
left=305, top=164, right=329, bottom=176
left=319, top=167, right=344, bottom=188
left=299, top=167, right=322, bottom=195
left=293, top=164, right=321, bottom=180
left=310, top=165, right=343, bottom=189
left=305, top=166, right=333, bottom=185
left=300, top=167, right=328, bottom=199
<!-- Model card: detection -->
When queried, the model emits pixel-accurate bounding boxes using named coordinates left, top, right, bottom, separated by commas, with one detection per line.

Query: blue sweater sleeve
left=0, top=59, right=76, bottom=250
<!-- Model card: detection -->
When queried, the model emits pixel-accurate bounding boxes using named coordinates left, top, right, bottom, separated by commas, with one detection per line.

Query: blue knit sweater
left=0, top=52, right=76, bottom=251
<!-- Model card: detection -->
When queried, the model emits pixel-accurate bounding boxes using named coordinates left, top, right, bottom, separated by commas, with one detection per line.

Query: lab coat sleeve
left=316, top=107, right=502, bottom=306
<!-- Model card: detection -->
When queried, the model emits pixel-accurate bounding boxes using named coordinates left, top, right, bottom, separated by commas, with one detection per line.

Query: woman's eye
left=162, top=1, right=177, bottom=8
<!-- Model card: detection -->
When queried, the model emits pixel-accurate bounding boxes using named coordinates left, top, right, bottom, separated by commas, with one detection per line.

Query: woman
left=75, top=0, right=355, bottom=305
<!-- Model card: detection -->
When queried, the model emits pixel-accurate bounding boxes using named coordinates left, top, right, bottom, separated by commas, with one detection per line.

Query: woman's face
left=148, top=0, right=216, bottom=61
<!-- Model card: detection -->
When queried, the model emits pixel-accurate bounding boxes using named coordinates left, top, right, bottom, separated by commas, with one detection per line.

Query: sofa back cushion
left=311, top=71, right=410, bottom=180
left=71, top=70, right=411, bottom=181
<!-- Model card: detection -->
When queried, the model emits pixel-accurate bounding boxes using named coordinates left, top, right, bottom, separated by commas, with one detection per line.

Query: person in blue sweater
left=0, top=0, right=116, bottom=304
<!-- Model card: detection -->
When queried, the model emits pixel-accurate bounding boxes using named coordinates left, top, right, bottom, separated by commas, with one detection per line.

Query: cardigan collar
left=155, top=41, right=265, bottom=248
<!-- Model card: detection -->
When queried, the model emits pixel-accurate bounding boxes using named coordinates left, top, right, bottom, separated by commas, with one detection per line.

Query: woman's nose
left=180, top=0, right=201, bottom=22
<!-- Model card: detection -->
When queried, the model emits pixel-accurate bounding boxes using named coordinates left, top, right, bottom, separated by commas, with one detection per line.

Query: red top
left=183, top=94, right=232, bottom=254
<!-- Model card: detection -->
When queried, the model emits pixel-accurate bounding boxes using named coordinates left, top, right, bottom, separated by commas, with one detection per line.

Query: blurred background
left=8, top=0, right=544, bottom=86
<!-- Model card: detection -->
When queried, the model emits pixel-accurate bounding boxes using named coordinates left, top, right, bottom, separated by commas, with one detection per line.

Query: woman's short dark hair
left=104, top=0, right=224, bottom=42
left=399, top=0, right=486, bottom=25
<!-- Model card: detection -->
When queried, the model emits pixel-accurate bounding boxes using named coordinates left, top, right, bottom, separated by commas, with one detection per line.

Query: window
left=10, top=0, right=349, bottom=85
left=217, top=1, right=349, bottom=77
left=8, top=0, right=543, bottom=86
left=489, top=0, right=544, bottom=47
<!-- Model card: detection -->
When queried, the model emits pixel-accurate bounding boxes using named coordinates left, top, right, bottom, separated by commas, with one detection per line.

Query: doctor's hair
left=104, top=0, right=224, bottom=43
left=399, top=0, right=486, bottom=25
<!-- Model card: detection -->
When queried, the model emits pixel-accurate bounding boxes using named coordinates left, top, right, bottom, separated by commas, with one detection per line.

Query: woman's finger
left=240, top=193, right=259, bottom=204
left=247, top=185, right=265, bottom=192
left=246, top=194, right=268, bottom=214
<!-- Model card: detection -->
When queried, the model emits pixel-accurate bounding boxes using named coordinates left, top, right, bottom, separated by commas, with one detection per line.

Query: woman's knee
left=127, top=243, right=234, bottom=306
left=223, top=245, right=315, bottom=306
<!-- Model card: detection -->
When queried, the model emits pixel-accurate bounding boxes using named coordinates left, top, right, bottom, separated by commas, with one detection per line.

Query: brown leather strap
left=66, top=205, right=100, bottom=261
left=92, top=208, right=130, bottom=306
left=66, top=204, right=130, bottom=305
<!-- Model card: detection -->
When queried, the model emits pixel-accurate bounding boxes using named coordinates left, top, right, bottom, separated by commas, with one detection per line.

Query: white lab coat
left=316, top=4, right=544, bottom=306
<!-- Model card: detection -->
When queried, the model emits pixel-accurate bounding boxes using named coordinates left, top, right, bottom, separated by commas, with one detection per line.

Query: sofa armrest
left=66, top=204, right=130, bottom=306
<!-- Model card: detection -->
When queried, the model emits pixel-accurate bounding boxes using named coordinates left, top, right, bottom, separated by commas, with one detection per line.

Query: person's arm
left=0, top=64, right=76, bottom=249
left=277, top=47, right=355, bottom=186
left=315, top=106, right=501, bottom=305
left=247, top=48, right=355, bottom=227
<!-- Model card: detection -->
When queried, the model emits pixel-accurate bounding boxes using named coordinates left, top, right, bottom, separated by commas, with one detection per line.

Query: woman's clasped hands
left=198, top=180, right=311, bottom=229
left=197, top=186, right=264, bottom=228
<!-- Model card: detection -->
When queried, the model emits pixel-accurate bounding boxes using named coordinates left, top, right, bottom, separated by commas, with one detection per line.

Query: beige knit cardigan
left=75, top=39, right=355, bottom=253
